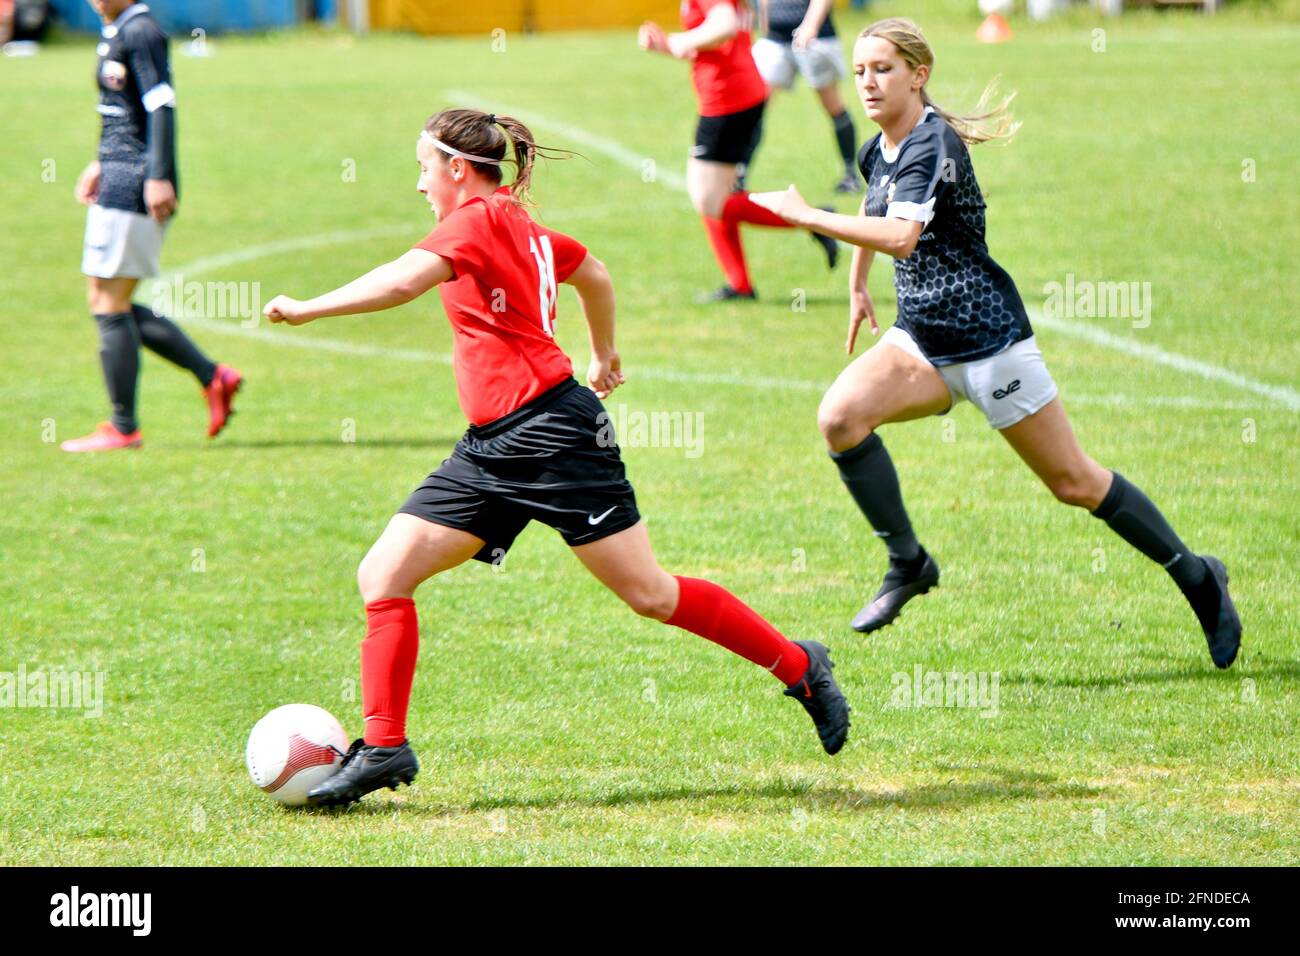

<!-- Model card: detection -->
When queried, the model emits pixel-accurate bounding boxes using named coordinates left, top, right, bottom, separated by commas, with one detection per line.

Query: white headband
left=420, top=129, right=504, bottom=166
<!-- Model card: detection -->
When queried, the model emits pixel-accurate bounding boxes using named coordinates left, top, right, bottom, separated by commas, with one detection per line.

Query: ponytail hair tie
left=486, top=113, right=497, bottom=126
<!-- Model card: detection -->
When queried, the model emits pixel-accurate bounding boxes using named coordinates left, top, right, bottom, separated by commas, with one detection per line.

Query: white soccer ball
left=979, top=0, right=1014, bottom=16
left=246, top=704, right=349, bottom=806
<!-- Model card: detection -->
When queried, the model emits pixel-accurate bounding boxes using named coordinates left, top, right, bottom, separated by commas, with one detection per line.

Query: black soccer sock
left=132, top=304, right=217, bottom=387
left=831, top=110, right=856, bottom=170
left=830, top=432, right=921, bottom=562
left=93, top=311, right=141, bottom=434
left=1091, top=471, right=1207, bottom=591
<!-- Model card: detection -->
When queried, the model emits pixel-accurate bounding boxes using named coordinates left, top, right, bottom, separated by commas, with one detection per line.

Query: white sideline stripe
left=145, top=205, right=623, bottom=295
left=152, top=110, right=1297, bottom=413
left=143, top=225, right=416, bottom=290
left=444, top=89, right=689, bottom=192
left=159, top=236, right=1276, bottom=411
left=1030, top=311, right=1300, bottom=412
left=171, top=315, right=1261, bottom=411
left=177, top=314, right=445, bottom=364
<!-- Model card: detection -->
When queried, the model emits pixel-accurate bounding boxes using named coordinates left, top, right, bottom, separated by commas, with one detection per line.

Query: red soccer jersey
left=414, top=187, right=589, bottom=426
left=681, top=0, right=766, bottom=117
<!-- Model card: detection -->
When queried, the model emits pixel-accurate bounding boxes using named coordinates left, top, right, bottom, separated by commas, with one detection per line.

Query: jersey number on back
left=528, top=235, right=557, bottom=337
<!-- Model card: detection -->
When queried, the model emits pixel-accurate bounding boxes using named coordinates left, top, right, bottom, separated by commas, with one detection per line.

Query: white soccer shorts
left=81, top=203, right=166, bottom=279
left=751, top=36, right=848, bottom=92
left=880, top=324, right=1060, bottom=430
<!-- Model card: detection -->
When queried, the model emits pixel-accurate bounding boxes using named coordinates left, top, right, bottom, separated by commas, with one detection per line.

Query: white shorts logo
left=587, top=506, right=617, bottom=526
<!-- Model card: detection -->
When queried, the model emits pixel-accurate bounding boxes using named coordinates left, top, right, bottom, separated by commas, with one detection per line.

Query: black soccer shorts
left=398, top=378, right=641, bottom=563
left=692, top=100, right=766, bottom=164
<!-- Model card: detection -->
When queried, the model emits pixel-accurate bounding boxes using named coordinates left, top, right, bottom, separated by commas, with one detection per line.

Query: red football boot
left=203, top=364, right=243, bottom=438
left=60, top=422, right=143, bottom=453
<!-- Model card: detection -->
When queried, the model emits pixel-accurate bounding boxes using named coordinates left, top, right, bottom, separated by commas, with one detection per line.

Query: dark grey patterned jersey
left=860, top=108, right=1031, bottom=366
left=94, top=3, right=177, bottom=215
left=763, top=0, right=836, bottom=43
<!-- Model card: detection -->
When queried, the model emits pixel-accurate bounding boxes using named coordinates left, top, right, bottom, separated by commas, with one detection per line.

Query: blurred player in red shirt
left=640, top=0, right=838, bottom=301
left=262, top=108, right=850, bottom=805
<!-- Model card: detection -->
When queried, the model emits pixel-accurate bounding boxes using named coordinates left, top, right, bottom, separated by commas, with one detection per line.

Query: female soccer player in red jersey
left=262, top=108, right=850, bottom=805
left=752, top=19, right=1240, bottom=668
left=639, top=0, right=838, bottom=301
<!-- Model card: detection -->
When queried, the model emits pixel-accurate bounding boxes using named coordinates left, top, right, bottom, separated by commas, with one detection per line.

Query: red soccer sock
left=664, top=576, right=809, bottom=685
left=702, top=216, right=753, bottom=294
left=722, top=191, right=797, bottom=229
left=361, top=597, right=419, bottom=747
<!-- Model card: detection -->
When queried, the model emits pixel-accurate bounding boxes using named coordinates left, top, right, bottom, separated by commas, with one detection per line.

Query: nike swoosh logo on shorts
left=587, top=506, right=617, bottom=526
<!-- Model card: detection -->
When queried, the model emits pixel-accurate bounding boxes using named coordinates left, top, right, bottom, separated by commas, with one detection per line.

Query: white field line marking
left=1029, top=312, right=1300, bottom=412
left=445, top=89, right=689, bottom=192
left=445, top=94, right=1299, bottom=413
left=176, top=314, right=446, bottom=364
left=158, top=234, right=1275, bottom=411
left=147, top=225, right=416, bottom=283
left=172, top=312, right=1260, bottom=411
left=152, top=107, right=1296, bottom=412
left=142, top=205, right=621, bottom=297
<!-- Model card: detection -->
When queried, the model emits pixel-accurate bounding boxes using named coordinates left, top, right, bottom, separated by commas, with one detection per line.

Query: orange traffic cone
left=976, top=14, right=1013, bottom=44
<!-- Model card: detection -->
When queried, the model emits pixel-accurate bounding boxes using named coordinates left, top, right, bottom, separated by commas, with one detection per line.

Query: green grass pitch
left=1, top=2, right=1297, bottom=864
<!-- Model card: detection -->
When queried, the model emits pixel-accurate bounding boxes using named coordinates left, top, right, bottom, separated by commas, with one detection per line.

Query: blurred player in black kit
left=65, top=1, right=242, bottom=452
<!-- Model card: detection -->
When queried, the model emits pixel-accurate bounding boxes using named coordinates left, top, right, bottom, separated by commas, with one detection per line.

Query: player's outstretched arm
left=750, top=185, right=924, bottom=259
left=565, top=254, right=624, bottom=399
left=264, top=249, right=452, bottom=326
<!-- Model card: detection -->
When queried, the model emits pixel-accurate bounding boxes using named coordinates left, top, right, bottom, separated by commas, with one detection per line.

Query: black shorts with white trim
left=398, top=378, right=641, bottom=562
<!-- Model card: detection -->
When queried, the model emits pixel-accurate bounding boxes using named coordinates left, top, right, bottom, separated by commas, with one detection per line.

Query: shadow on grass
left=214, top=436, right=457, bottom=450
left=798, top=762, right=1102, bottom=812
left=308, top=763, right=1100, bottom=817
left=301, top=780, right=812, bottom=818
left=1000, top=655, right=1300, bottom=691
left=689, top=292, right=850, bottom=309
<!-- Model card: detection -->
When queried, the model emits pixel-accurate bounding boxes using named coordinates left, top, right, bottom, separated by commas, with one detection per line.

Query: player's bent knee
left=1046, top=475, right=1096, bottom=509
left=356, top=557, right=409, bottom=604
left=693, top=194, right=723, bottom=219
left=818, top=400, right=873, bottom=450
left=623, top=585, right=677, bottom=622
left=355, top=561, right=381, bottom=602
left=688, top=180, right=725, bottom=219
left=87, top=287, right=116, bottom=314
left=87, top=279, right=130, bottom=314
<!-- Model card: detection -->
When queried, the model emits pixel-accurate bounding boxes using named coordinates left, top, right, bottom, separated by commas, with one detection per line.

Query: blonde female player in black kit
left=753, top=19, right=1241, bottom=667
left=261, top=109, right=849, bottom=805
